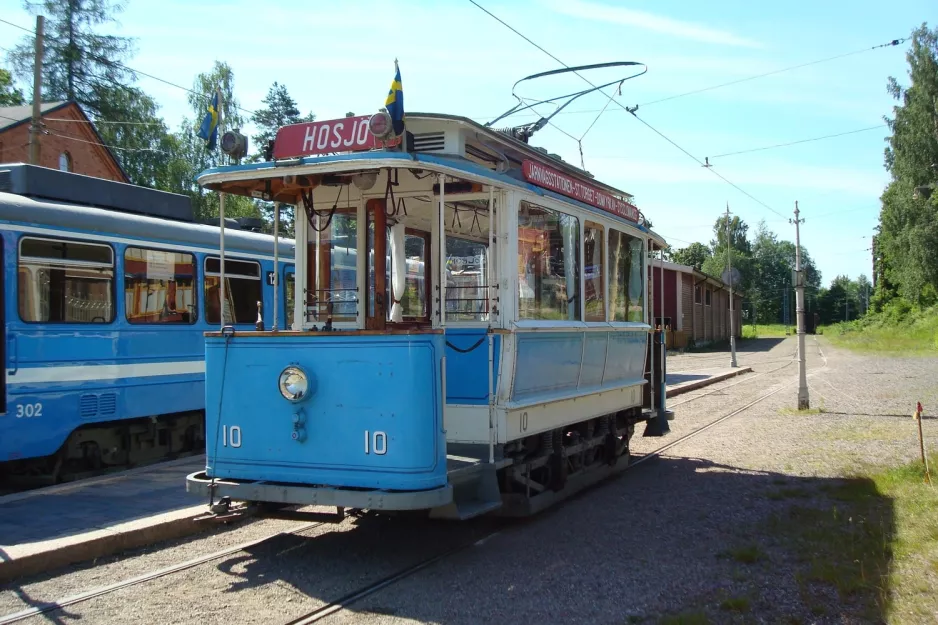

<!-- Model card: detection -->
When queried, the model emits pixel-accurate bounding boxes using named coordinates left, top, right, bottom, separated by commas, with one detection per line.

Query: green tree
left=92, top=84, right=184, bottom=188
left=877, top=24, right=938, bottom=307
left=251, top=81, right=314, bottom=159
left=710, top=214, right=752, bottom=255
left=818, top=275, right=860, bottom=324
left=7, top=1, right=182, bottom=188
left=173, top=61, right=259, bottom=222
left=671, top=241, right=711, bottom=270
left=248, top=82, right=315, bottom=236
left=9, top=0, right=137, bottom=111
left=856, top=274, right=872, bottom=315
left=746, top=221, right=821, bottom=324
left=0, top=68, right=25, bottom=105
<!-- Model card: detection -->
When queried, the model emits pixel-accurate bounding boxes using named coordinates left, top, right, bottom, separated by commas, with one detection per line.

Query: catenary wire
left=466, top=0, right=790, bottom=221
left=707, top=124, right=889, bottom=160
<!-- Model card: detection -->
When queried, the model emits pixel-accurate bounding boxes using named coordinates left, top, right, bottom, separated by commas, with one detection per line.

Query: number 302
left=16, top=402, right=42, bottom=418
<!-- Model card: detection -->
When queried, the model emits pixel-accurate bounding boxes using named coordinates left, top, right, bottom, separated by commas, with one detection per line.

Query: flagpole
left=217, top=87, right=226, bottom=328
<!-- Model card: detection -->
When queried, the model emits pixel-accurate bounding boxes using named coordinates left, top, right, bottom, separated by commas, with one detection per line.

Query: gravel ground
left=3, top=336, right=935, bottom=625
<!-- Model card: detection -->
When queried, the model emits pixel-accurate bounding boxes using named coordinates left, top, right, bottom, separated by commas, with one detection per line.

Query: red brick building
left=649, top=260, right=742, bottom=347
left=0, top=101, right=128, bottom=182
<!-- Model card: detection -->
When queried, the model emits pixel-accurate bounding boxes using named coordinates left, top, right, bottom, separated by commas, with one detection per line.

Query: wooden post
left=915, top=402, right=930, bottom=484
left=28, top=15, right=44, bottom=165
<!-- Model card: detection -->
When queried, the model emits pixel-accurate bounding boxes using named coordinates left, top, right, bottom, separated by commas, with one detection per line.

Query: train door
left=1, top=235, right=5, bottom=415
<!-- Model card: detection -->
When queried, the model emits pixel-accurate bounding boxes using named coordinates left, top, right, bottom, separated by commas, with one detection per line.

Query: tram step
left=430, top=461, right=502, bottom=520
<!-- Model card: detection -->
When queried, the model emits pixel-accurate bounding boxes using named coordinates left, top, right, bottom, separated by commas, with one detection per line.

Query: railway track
left=0, top=363, right=801, bottom=625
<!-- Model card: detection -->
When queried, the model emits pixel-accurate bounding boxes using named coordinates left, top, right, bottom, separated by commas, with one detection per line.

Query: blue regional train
left=0, top=163, right=297, bottom=484
left=186, top=109, right=672, bottom=520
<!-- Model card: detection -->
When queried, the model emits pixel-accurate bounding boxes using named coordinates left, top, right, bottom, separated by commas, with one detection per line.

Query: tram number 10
left=222, top=425, right=242, bottom=448
left=364, top=430, right=388, bottom=455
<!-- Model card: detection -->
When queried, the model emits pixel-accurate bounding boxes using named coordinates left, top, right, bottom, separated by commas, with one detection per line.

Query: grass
left=657, top=611, right=709, bottom=625
left=718, top=596, right=751, bottom=613
left=741, top=323, right=791, bottom=339
left=823, top=304, right=938, bottom=355
left=768, top=454, right=938, bottom=623
left=720, top=544, right=767, bottom=564
left=778, top=407, right=826, bottom=416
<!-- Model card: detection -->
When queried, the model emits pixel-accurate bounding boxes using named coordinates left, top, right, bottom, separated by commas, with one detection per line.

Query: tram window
left=446, top=235, right=488, bottom=322
left=389, top=229, right=429, bottom=322
left=317, top=212, right=358, bottom=322
left=18, top=237, right=115, bottom=323
left=584, top=222, right=605, bottom=321
left=203, top=257, right=262, bottom=324
left=124, top=247, right=196, bottom=324
left=608, top=229, right=644, bottom=322
left=518, top=202, right=580, bottom=321
left=285, top=272, right=295, bottom=328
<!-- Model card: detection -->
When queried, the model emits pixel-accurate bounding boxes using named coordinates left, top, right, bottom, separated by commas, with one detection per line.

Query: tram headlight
left=278, top=366, right=310, bottom=402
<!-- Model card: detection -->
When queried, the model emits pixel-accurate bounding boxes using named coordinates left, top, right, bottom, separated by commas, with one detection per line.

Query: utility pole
left=725, top=204, right=737, bottom=367
left=28, top=15, right=44, bottom=165
left=791, top=201, right=809, bottom=410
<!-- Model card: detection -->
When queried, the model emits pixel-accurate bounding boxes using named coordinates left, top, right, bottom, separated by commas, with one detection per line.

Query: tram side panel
left=203, top=332, right=448, bottom=491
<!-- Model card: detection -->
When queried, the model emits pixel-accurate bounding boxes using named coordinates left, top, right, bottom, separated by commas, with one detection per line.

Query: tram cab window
left=18, top=236, right=115, bottom=323
left=518, top=201, right=580, bottom=321
left=584, top=222, right=605, bottom=321
left=608, top=229, right=644, bottom=322
left=124, top=247, right=196, bottom=324
left=446, top=235, right=489, bottom=322
left=315, top=212, right=358, bottom=323
left=204, top=257, right=262, bottom=324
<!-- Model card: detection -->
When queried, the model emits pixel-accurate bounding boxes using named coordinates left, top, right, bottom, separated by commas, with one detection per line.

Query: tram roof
left=197, top=112, right=666, bottom=246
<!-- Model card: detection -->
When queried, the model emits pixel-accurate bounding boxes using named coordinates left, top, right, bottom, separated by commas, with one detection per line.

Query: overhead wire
left=0, top=16, right=256, bottom=116
left=466, top=0, right=790, bottom=221
left=707, top=124, right=889, bottom=160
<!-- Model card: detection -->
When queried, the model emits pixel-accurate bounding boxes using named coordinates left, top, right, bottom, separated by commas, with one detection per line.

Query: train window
left=17, top=237, right=115, bottom=323
left=388, top=228, right=430, bottom=323
left=203, top=257, right=262, bottom=324
left=316, top=212, right=358, bottom=322
left=608, top=229, right=644, bottom=322
left=584, top=222, right=605, bottom=321
left=285, top=272, right=295, bottom=328
left=518, top=201, right=580, bottom=321
left=124, top=247, right=196, bottom=324
left=446, top=235, right=488, bottom=322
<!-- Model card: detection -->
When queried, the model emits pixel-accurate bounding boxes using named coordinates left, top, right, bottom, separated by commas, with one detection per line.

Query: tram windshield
left=297, top=171, right=494, bottom=331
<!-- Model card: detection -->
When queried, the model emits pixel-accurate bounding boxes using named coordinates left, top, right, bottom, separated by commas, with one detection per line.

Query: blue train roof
left=0, top=162, right=194, bottom=222
left=0, top=187, right=295, bottom=258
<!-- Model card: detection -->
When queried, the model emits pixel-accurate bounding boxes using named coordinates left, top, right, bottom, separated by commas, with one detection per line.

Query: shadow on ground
left=213, top=457, right=896, bottom=624
left=4, top=455, right=898, bottom=625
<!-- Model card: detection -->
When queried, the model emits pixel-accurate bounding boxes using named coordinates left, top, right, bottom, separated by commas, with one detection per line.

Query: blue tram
left=0, top=164, right=296, bottom=483
left=186, top=110, right=671, bottom=519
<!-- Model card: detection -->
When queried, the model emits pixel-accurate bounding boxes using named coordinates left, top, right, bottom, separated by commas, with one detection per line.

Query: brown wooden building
left=649, top=260, right=742, bottom=348
left=0, top=101, right=128, bottom=182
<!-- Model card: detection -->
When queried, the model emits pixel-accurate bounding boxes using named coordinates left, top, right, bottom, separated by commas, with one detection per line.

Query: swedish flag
left=385, top=59, right=404, bottom=136
left=197, top=91, right=219, bottom=150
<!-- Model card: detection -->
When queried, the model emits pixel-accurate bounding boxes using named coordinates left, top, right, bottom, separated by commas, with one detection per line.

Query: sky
left=1, top=0, right=934, bottom=286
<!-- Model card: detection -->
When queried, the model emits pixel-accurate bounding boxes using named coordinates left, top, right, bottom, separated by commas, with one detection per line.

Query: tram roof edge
left=196, top=150, right=665, bottom=245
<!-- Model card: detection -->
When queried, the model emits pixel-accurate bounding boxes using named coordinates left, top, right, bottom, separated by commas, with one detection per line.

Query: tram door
left=1, top=235, right=6, bottom=415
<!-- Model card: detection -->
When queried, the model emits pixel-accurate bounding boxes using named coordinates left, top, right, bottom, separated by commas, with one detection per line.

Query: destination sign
left=522, top=159, right=639, bottom=222
left=272, top=116, right=400, bottom=160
